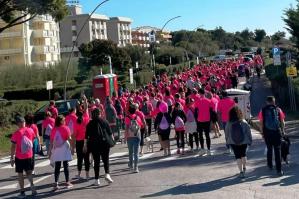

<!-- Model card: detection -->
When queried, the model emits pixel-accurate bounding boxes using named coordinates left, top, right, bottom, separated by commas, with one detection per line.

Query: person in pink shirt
left=49, top=115, right=73, bottom=190
left=174, top=93, right=185, bottom=107
left=125, top=104, right=143, bottom=173
left=47, top=101, right=58, bottom=119
left=73, top=98, right=90, bottom=180
left=135, top=104, right=147, bottom=156
left=10, top=115, right=37, bottom=197
left=206, top=92, right=221, bottom=138
left=25, top=113, right=41, bottom=175
left=217, top=91, right=236, bottom=153
left=194, top=88, right=213, bottom=156
left=141, top=96, right=154, bottom=137
left=164, top=89, right=174, bottom=114
left=42, top=111, right=55, bottom=155
left=217, top=91, right=236, bottom=130
left=65, top=108, right=77, bottom=136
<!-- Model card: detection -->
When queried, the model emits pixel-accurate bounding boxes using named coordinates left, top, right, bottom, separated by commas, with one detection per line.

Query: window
left=72, top=31, right=77, bottom=36
left=4, top=56, right=10, bottom=60
left=73, top=41, right=78, bottom=46
left=72, top=20, right=77, bottom=26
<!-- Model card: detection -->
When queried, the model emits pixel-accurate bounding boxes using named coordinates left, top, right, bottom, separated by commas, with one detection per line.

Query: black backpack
left=262, top=105, right=280, bottom=131
left=141, top=102, right=150, bottom=116
left=231, top=121, right=245, bottom=145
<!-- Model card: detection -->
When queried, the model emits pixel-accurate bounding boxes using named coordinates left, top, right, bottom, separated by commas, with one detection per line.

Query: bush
left=0, top=100, right=39, bottom=128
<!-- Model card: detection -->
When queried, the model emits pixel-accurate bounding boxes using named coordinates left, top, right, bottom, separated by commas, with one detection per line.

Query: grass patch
left=0, top=126, right=17, bottom=156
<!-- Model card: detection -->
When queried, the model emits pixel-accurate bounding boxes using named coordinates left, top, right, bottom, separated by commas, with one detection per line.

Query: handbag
left=97, top=121, right=116, bottom=148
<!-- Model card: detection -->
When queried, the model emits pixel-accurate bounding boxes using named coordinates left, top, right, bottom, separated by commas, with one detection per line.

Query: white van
left=226, top=89, right=251, bottom=120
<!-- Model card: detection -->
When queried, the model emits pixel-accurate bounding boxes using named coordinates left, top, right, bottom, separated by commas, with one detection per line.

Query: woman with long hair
left=225, top=106, right=252, bottom=178
left=84, top=108, right=114, bottom=186
left=48, top=115, right=73, bottom=190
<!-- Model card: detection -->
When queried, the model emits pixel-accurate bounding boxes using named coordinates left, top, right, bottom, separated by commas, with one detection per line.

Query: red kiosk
left=93, top=74, right=118, bottom=103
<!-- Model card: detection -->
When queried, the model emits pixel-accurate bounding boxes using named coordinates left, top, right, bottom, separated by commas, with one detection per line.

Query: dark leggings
left=140, top=128, right=146, bottom=146
left=189, top=133, right=199, bottom=149
left=55, top=161, right=69, bottom=183
left=89, top=143, right=110, bottom=179
left=176, top=131, right=185, bottom=149
left=198, top=122, right=211, bottom=150
left=146, top=118, right=152, bottom=136
left=76, top=140, right=90, bottom=172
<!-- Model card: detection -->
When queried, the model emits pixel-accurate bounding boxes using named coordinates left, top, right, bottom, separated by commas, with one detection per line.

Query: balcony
left=34, top=15, right=53, bottom=22
left=0, top=32, right=22, bottom=38
left=60, top=47, right=79, bottom=53
left=0, top=48, right=22, bottom=55
left=71, top=25, right=77, bottom=31
left=34, top=46, right=50, bottom=54
left=34, top=30, right=54, bottom=38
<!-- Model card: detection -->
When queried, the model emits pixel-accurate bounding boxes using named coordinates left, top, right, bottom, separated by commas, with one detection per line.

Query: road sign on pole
left=136, top=61, right=139, bottom=69
left=46, top=81, right=53, bottom=101
left=273, top=47, right=281, bottom=66
left=149, top=30, right=156, bottom=43
left=129, top=68, right=134, bottom=84
left=286, top=66, right=297, bottom=77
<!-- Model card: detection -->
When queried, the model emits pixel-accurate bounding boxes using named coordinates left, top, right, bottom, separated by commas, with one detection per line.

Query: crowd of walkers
left=9, top=54, right=287, bottom=198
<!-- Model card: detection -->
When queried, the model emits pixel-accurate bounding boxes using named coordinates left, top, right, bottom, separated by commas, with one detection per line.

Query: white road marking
left=139, top=153, right=155, bottom=160
left=0, top=183, right=18, bottom=190
left=35, top=159, right=50, bottom=168
left=0, top=157, right=10, bottom=164
left=110, top=152, right=128, bottom=158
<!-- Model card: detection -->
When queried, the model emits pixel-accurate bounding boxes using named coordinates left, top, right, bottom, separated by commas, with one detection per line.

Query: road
left=0, top=127, right=298, bottom=199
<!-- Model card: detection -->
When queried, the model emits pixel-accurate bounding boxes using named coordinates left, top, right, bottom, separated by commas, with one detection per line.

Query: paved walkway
left=0, top=128, right=298, bottom=199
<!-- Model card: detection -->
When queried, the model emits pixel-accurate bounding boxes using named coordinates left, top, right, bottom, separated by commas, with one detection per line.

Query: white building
left=0, top=14, right=61, bottom=67
left=59, top=4, right=109, bottom=58
left=107, top=17, right=133, bottom=47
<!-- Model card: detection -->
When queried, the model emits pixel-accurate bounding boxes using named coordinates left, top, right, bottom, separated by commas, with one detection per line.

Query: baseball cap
left=15, top=115, right=25, bottom=124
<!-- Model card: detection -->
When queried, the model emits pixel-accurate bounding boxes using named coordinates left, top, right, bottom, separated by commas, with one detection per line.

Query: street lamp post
left=63, top=0, right=110, bottom=101
left=151, top=16, right=181, bottom=76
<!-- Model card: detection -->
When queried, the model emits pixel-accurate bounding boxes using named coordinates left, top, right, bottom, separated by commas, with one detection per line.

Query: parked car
left=34, top=99, right=78, bottom=133
left=212, top=55, right=226, bottom=61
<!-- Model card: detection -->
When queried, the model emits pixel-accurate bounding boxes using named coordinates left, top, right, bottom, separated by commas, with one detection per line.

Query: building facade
left=107, top=17, right=133, bottom=47
left=60, top=4, right=109, bottom=58
left=133, top=26, right=172, bottom=44
left=0, top=14, right=61, bottom=67
left=132, top=29, right=150, bottom=48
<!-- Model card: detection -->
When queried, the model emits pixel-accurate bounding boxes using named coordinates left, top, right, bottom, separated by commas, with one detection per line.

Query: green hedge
left=0, top=100, right=39, bottom=128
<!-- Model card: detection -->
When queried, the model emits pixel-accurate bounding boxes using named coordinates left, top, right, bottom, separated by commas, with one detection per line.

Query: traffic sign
left=286, top=66, right=297, bottom=77
left=46, top=81, right=53, bottom=90
left=149, top=30, right=156, bottom=43
left=273, top=47, right=281, bottom=66
left=129, top=68, right=134, bottom=84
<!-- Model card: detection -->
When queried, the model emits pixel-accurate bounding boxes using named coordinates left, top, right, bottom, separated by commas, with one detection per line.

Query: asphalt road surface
left=0, top=128, right=298, bottom=199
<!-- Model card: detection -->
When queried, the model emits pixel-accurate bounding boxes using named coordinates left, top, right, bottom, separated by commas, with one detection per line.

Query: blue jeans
left=44, top=138, right=50, bottom=155
left=127, top=137, right=140, bottom=169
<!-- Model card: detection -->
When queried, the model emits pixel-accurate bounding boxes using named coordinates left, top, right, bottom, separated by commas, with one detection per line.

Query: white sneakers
left=105, top=174, right=113, bottom=184
left=198, top=149, right=205, bottom=156
left=93, top=174, right=113, bottom=186
left=134, top=167, right=140, bottom=173
left=94, top=179, right=100, bottom=186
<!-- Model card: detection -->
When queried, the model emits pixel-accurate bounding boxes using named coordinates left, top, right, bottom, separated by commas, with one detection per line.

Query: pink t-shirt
left=26, top=124, right=39, bottom=138
left=194, top=97, right=212, bottom=122
left=74, top=112, right=90, bottom=141
left=50, top=125, right=71, bottom=143
left=135, top=110, right=145, bottom=128
left=217, top=98, right=236, bottom=122
left=65, top=113, right=77, bottom=134
left=11, top=127, right=35, bottom=159
left=42, top=117, right=55, bottom=129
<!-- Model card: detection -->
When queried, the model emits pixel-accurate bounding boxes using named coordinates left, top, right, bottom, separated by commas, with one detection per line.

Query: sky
left=78, top=0, right=297, bottom=36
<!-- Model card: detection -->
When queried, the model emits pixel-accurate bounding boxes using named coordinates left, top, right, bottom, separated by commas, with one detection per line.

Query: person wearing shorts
left=10, top=115, right=37, bottom=198
left=155, top=102, right=172, bottom=156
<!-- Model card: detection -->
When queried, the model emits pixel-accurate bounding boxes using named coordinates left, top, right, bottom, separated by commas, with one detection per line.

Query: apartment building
left=132, top=29, right=150, bottom=48
left=107, top=17, right=133, bottom=47
left=133, top=26, right=172, bottom=44
left=60, top=4, right=109, bottom=58
left=0, top=14, right=61, bottom=67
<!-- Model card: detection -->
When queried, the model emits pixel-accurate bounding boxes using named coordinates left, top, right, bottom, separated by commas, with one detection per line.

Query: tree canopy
left=284, top=0, right=299, bottom=49
left=0, top=0, right=68, bottom=33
